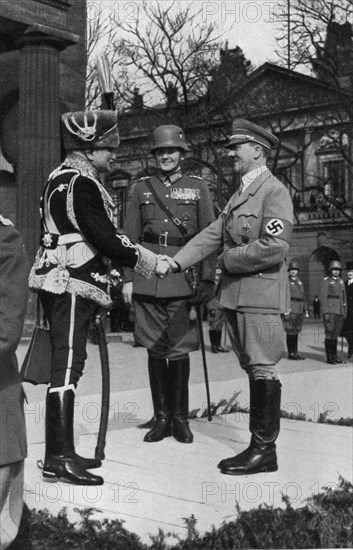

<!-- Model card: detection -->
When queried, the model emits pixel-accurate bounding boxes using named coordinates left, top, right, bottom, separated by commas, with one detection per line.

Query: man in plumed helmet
left=170, top=119, right=293, bottom=475
left=122, top=124, right=216, bottom=445
left=29, top=110, right=170, bottom=486
left=320, top=260, right=347, bottom=364
left=283, top=261, right=307, bottom=360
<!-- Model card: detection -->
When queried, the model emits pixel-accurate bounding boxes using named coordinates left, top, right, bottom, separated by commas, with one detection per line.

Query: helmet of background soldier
left=62, top=110, right=120, bottom=151
left=288, top=261, right=299, bottom=271
left=150, top=125, right=190, bottom=153
left=329, top=260, right=342, bottom=272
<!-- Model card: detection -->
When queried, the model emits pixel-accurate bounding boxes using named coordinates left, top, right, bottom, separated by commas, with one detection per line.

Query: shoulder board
left=189, top=174, right=203, bottom=180
left=138, top=176, right=151, bottom=181
left=0, top=214, right=14, bottom=226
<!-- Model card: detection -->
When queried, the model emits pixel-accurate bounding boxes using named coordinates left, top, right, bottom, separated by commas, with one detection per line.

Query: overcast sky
left=89, top=0, right=285, bottom=68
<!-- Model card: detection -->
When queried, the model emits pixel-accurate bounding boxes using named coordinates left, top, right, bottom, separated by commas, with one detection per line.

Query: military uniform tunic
left=174, top=168, right=293, bottom=370
left=283, top=278, right=306, bottom=335
left=320, top=275, right=347, bottom=339
left=124, top=171, right=216, bottom=357
left=29, top=154, right=157, bottom=388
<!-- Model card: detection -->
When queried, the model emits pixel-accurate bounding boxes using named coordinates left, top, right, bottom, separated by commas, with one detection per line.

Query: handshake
left=155, top=255, right=179, bottom=278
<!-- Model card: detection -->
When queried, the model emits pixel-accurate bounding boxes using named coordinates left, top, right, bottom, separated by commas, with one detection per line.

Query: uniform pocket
left=237, top=271, right=280, bottom=310
left=140, top=201, right=156, bottom=220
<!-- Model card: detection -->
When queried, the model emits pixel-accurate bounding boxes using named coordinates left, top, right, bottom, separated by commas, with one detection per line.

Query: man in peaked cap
left=320, top=260, right=347, bottom=364
left=170, top=118, right=293, bottom=475
left=283, top=261, right=307, bottom=360
left=29, top=110, right=170, bottom=486
left=122, top=124, right=216, bottom=445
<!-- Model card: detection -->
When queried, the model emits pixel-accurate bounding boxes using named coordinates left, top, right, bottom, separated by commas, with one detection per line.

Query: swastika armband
left=261, top=217, right=292, bottom=242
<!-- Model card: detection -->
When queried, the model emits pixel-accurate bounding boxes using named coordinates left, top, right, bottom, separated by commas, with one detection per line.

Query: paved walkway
left=18, top=320, right=353, bottom=546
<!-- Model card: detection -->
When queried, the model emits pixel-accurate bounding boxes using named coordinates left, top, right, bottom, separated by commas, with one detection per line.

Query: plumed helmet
left=150, top=125, right=190, bottom=153
left=62, top=110, right=120, bottom=151
left=329, top=260, right=342, bottom=271
left=288, top=261, right=299, bottom=271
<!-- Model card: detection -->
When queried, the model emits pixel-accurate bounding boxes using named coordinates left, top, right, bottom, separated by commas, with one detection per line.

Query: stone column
left=16, top=32, right=67, bottom=261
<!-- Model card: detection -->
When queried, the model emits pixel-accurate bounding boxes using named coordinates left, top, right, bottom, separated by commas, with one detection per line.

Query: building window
left=323, top=160, right=346, bottom=200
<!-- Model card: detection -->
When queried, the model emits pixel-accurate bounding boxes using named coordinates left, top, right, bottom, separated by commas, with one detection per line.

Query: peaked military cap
left=226, top=119, right=279, bottom=150
left=62, top=110, right=120, bottom=151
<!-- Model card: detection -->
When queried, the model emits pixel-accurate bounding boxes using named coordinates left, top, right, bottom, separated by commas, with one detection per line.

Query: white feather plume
left=95, top=53, right=113, bottom=94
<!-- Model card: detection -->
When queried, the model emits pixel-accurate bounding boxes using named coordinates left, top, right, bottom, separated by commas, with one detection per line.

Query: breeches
left=133, top=295, right=199, bottom=359
left=283, top=313, right=303, bottom=335
left=224, top=309, right=285, bottom=380
left=323, top=313, right=344, bottom=339
left=40, top=291, right=98, bottom=388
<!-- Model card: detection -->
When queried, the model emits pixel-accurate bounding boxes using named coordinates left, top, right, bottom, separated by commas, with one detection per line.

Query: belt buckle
left=159, top=232, right=168, bottom=247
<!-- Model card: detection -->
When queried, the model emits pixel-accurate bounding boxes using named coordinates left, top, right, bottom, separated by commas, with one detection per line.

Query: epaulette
left=138, top=176, right=151, bottom=181
left=0, top=214, right=14, bottom=226
left=189, top=174, right=203, bottom=180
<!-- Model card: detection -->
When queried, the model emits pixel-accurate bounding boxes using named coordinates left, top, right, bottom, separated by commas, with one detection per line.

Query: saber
left=94, top=311, right=110, bottom=460
left=187, top=267, right=212, bottom=422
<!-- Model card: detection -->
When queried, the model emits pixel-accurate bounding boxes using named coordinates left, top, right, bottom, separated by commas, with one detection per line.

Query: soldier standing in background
left=208, top=262, right=229, bottom=353
left=283, top=261, right=306, bottom=360
left=320, top=260, right=347, bottom=364
left=122, top=125, right=216, bottom=444
left=342, top=261, right=353, bottom=362
left=29, top=111, right=170, bottom=486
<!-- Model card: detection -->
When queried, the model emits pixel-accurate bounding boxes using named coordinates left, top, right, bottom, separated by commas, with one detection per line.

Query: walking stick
left=187, top=267, right=212, bottom=422
left=94, top=311, right=110, bottom=460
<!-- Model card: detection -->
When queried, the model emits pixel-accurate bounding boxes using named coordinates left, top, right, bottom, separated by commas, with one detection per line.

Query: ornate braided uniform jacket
left=0, top=216, right=28, bottom=465
left=174, top=169, right=293, bottom=314
left=320, top=276, right=347, bottom=317
left=29, top=154, right=152, bottom=307
left=124, top=171, right=216, bottom=297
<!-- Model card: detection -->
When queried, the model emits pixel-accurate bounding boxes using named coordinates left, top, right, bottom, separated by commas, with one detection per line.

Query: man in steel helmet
left=122, top=124, right=216, bottom=445
left=283, top=261, right=307, bottom=360
left=320, top=260, right=347, bottom=364
left=29, top=110, right=170, bottom=486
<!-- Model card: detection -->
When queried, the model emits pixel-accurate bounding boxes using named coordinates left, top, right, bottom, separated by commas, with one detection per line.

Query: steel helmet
left=150, top=125, right=190, bottom=153
left=288, top=261, right=299, bottom=271
left=329, top=260, right=342, bottom=271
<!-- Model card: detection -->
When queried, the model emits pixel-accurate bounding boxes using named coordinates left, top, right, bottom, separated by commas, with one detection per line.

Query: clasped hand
left=155, top=255, right=179, bottom=278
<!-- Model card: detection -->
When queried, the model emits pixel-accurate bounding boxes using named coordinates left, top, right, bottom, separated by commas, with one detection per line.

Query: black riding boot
left=332, top=339, right=343, bottom=364
left=144, top=356, right=172, bottom=442
left=287, top=334, right=297, bottom=361
left=293, top=334, right=304, bottom=360
left=216, top=330, right=229, bottom=352
left=169, top=357, right=193, bottom=443
left=209, top=330, right=218, bottom=353
left=43, top=389, right=103, bottom=485
left=218, top=379, right=281, bottom=475
left=325, top=339, right=336, bottom=364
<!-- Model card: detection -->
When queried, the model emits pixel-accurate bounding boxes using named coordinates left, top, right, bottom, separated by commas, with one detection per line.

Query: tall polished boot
left=169, top=357, right=193, bottom=443
left=287, top=335, right=297, bottom=359
left=325, top=339, right=336, bottom=364
left=209, top=330, right=218, bottom=353
left=144, top=356, right=172, bottom=442
left=216, top=330, right=229, bottom=352
left=293, top=335, right=304, bottom=360
left=218, top=379, right=281, bottom=475
left=332, top=339, right=343, bottom=364
left=43, top=388, right=103, bottom=485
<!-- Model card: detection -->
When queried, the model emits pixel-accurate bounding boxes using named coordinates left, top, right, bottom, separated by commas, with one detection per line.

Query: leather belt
left=143, top=232, right=195, bottom=247
left=291, top=297, right=304, bottom=302
left=327, top=295, right=339, bottom=299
